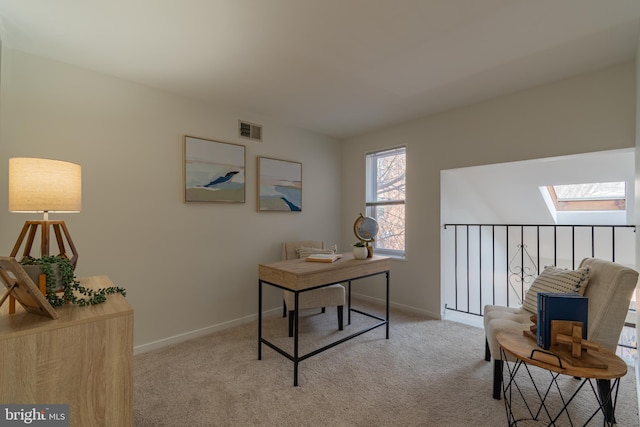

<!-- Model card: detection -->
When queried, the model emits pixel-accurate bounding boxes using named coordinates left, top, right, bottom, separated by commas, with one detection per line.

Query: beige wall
left=1, top=47, right=636, bottom=352
left=343, top=61, right=636, bottom=319
left=0, top=48, right=343, bottom=351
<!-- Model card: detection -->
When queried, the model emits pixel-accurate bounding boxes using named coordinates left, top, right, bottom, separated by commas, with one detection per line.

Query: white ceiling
left=0, top=0, right=639, bottom=139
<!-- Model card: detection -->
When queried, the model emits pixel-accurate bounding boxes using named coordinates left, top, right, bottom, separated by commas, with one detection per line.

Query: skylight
left=547, top=182, right=626, bottom=211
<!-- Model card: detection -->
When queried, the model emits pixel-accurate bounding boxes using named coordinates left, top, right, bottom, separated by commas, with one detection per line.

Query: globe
left=353, top=214, right=379, bottom=242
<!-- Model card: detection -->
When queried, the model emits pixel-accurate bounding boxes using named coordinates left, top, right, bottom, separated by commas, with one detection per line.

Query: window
left=366, top=147, right=406, bottom=257
left=547, top=182, right=626, bottom=211
left=540, top=181, right=628, bottom=225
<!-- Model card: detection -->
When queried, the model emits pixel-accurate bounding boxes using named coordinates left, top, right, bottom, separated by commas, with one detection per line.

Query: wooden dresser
left=0, top=275, right=133, bottom=427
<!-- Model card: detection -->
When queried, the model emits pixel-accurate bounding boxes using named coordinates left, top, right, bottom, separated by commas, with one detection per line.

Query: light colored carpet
left=134, top=301, right=639, bottom=426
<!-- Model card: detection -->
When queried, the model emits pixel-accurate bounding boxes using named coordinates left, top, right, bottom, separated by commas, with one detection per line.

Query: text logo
left=0, top=405, right=68, bottom=426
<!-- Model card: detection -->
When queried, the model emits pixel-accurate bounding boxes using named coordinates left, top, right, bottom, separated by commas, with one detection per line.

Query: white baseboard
left=442, top=309, right=484, bottom=329
left=350, top=292, right=441, bottom=320
left=133, top=307, right=281, bottom=355
left=134, top=296, right=440, bottom=355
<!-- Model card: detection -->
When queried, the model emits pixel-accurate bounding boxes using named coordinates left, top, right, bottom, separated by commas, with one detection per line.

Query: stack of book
left=536, top=292, right=588, bottom=350
left=305, top=253, right=342, bottom=263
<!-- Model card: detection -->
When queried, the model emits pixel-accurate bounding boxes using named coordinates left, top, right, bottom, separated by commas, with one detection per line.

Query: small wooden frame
left=0, top=257, right=58, bottom=319
left=522, top=315, right=538, bottom=341
left=550, top=320, right=606, bottom=368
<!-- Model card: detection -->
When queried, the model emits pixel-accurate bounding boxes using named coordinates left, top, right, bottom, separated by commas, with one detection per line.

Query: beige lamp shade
left=9, top=157, right=82, bottom=213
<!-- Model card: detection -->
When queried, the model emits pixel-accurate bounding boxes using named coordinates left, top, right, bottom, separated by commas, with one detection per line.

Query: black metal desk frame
left=258, top=270, right=390, bottom=386
left=500, top=347, right=621, bottom=426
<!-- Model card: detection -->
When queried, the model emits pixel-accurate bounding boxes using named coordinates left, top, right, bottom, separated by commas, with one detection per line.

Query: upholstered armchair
left=281, top=240, right=345, bottom=337
left=484, top=257, right=638, bottom=401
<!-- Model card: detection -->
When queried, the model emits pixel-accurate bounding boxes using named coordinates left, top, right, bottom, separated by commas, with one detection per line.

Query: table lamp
left=8, top=157, right=81, bottom=268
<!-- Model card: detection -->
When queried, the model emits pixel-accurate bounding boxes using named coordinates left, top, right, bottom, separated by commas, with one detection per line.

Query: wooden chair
left=282, top=240, right=345, bottom=337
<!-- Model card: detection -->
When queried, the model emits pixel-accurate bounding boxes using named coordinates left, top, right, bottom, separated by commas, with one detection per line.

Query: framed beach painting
left=258, top=157, right=302, bottom=212
left=184, top=136, right=246, bottom=203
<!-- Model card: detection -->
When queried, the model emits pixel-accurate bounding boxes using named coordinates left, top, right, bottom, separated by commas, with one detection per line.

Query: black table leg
left=347, top=280, right=352, bottom=325
left=385, top=271, right=390, bottom=339
left=597, top=379, right=616, bottom=424
left=293, top=291, right=299, bottom=386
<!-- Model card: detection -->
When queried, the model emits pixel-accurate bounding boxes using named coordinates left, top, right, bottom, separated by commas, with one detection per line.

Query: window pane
left=367, top=204, right=405, bottom=252
left=553, top=182, right=625, bottom=201
left=367, top=148, right=405, bottom=203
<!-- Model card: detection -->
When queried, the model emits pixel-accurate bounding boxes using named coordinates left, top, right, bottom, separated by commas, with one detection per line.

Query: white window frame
left=365, top=146, right=406, bottom=259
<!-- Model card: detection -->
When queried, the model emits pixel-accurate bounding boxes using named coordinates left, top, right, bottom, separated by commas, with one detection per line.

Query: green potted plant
left=20, top=255, right=126, bottom=307
left=352, top=241, right=368, bottom=259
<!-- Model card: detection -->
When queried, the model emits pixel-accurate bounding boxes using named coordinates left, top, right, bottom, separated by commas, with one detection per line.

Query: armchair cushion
left=483, top=306, right=532, bottom=362
left=521, top=265, right=590, bottom=314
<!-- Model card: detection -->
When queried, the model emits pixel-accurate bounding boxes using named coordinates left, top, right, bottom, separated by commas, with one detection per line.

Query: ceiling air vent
left=239, top=120, right=262, bottom=142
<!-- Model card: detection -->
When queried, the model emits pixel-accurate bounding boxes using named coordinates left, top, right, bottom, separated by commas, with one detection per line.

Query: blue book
left=536, top=292, right=588, bottom=350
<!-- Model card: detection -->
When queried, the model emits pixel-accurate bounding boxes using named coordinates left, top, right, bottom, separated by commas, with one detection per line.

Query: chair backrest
left=282, top=241, right=324, bottom=261
left=579, top=257, right=638, bottom=352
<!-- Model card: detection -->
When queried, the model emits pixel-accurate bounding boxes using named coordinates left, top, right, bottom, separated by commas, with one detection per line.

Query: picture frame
left=258, top=157, right=302, bottom=212
left=0, top=257, right=58, bottom=319
left=184, top=136, right=246, bottom=203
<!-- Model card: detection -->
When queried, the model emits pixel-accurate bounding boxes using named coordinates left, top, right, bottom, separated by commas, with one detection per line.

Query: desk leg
left=258, top=280, right=263, bottom=360
left=385, top=271, right=390, bottom=339
left=347, top=280, right=352, bottom=325
left=293, top=291, right=300, bottom=386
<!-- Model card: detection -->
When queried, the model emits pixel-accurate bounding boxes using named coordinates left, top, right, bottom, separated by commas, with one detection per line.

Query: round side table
left=496, top=329, right=627, bottom=426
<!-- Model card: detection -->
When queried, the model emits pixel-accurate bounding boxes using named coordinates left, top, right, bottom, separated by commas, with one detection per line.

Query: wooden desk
left=497, top=330, right=626, bottom=426
left=258, top=254, right=391, bottom=386
left=0, top=275, right=133, bottom=427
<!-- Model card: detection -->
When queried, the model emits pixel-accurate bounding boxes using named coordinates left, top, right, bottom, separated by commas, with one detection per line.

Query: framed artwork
left=258, top=157, right=302, bottom=212
left=184, top=136, right=246, bottom=203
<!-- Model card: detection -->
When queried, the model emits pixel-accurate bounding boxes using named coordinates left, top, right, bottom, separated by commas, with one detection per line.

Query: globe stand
left=354, top=213, right=378, bottom=258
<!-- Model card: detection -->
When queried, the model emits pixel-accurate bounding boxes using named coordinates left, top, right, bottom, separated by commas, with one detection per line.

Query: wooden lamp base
left=8, top=220, right=78, bottom=314
left=10, top=220, right=78, bottom=268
